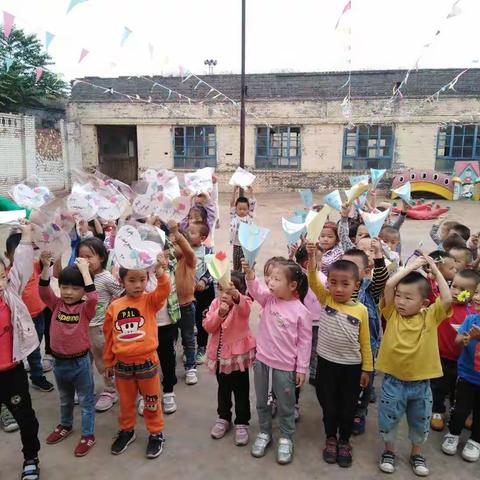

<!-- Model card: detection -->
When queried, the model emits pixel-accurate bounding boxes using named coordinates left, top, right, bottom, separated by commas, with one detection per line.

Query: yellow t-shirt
left=376, top=298, right=452, bottom=381
left=308, top=271, right=373, bottom=372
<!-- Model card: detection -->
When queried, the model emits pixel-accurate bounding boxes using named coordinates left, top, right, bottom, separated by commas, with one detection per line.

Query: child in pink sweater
left=203, top=272, right=255, bottom=447
left=243, top=258, right=312, bottom=466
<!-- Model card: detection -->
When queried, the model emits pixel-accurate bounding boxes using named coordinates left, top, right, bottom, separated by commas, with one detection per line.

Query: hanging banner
left=78, top=48, right=89, bottom=63
left=3, top=11, right=14, bottom=39
left=67, top=0, right=88, bottom=14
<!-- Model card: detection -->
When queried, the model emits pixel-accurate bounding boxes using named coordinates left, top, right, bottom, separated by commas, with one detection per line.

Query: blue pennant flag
left=299, top=189, right=313, bottom=209
left=239, top=222, right=270, bottom=267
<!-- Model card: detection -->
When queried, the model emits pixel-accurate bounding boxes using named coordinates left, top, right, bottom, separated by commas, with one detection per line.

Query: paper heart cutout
left=205, top=251, right=231, bottom=289
left=67, top=184, right=99, bottom=221
left=54, top=208, right=76, bottom=233
left=143, top=169, right=181, bottom=200
left=184, top=167, right=214, bottom=195
left=229, top=167, right=256, bottom=188
left=114, top=225, right=162, bottom=270
left=96, top=194, right=125, bottom=221
left=32, top=222, right=71, bottom=258
left=10, top=184, right=53, bottom=209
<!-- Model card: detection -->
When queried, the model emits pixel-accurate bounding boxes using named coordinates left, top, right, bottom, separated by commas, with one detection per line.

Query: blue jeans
left=378, top=374, right=432, bottom=446
left=178, top=303, right=196, bottom=370
left=53, top=355, right=95, bottom=436
left=27, top=311, right=45, bottom=382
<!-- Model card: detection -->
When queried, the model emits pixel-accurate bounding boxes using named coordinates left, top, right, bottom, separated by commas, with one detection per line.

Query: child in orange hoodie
left=103, top=253, right=171, bottom=460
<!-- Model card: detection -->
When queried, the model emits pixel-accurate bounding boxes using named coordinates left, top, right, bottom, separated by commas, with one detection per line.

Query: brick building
left=67, top=69, right=480, bottom=191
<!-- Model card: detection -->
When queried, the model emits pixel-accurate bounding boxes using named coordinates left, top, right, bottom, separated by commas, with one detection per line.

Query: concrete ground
left=1, top=193, right=480, bottom=480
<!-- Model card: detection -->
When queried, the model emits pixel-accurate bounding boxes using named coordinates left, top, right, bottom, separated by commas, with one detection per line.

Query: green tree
left=0, top=26, right=68, bottom=112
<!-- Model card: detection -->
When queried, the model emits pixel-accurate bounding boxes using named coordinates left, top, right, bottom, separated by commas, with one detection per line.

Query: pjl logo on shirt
left=115, top=307, right=146, bottom=342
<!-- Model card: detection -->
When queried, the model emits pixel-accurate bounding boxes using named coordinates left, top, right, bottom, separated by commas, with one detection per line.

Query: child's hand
left=212, top=174, right=218, bottom=184
left=104, top=367, right=114, bottom=379
left=19, top=221, right=33, bottom=242
left=468, top=232, right=479, bottom=250
left=195, top=280, right=206, bottom=292
left=77, top=218, right=89, bottom=235
left=461, top=332, right=471, bottom=346
left=295, top=372, right=305, bottom=387
left=155, top=252, right=168, bottom=277
left=468, top=325, right=480, bottom=341
left=241, top=258, right=255, bottom=280
left=424, top=255, right=439, bottom=275
left=75, top=257, right=90, bottom=274
left=340, top=202, right=351, bottom=218
left=225, top=282, right=240, bottom=303
left=360, top=371, right=370, bottom=388
left=409, top=255, right=427, bottom=271
left=218, top=301, right=230, bottom=319
left=306, top=241, right=317, bottom=271
left=371, top=238, right=383, bottom=259
left=168, top=220, right=178, bottom=235
left=40, top=251, right=53, bottom=268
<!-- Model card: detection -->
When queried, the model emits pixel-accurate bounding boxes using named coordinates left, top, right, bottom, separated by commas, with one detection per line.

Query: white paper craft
left=229, top=167, right=256, bottom=188
left=184, top=167, right=214, bottom=195
left=0, top=210, right=27, bottom=225
left=10, top=183, right=54, bottom=209
left=31, top=222, right=71, bottom=259
left=67, top=184, right=99, bottom=221
left=306, top=205, right=332, bottom=242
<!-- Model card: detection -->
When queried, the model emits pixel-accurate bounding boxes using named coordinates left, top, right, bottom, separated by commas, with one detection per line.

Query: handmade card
left=238, top=222, right=270, bottom=267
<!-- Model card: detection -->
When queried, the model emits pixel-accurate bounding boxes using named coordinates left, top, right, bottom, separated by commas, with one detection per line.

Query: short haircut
left=450, top=246, right=474, bottom=265
left=429, top=250, right=452, bottom=262
left=443, top=234, right=467, bottom=252
left=58, top=266, right=86, bottom=288
left=77, top=237, right=108, bottom=269
left=380, top=225, right=400, bottom=238
left=231, top=271, right=247, bottom=295
left=294, top=244, right=308, bottom=265
left=328, top=259, right=360, bottom=281
left=191, top=221, right=210, bottom=238
left=6, top=232, right=22, bottom=256
left=235, top=196, right=250, bottom=208
left=397, top=271, right=430, bottom=299
left=450, top=224, right=471, bottom=242
left=343, top=248, right=369, bottom=268
left=457, top=268, right=480, bottom=285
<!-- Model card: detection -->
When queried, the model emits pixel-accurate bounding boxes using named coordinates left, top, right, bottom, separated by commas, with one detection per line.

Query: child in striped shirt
left=307, top=242, right=372, bottom=468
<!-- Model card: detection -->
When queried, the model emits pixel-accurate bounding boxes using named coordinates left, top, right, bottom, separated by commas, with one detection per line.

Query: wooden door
left=97, top=126, right=138, bottom=185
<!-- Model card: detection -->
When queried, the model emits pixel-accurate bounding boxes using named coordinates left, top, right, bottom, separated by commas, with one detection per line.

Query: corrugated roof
left=69, top=68, right=480, bottom=103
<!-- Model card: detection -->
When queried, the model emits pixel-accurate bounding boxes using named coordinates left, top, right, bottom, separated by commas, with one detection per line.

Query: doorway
left=97, top=125, right=138, bottom=185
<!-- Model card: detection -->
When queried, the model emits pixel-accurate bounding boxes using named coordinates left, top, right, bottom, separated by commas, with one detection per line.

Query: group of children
left=1, top=182, right=480, bottom=480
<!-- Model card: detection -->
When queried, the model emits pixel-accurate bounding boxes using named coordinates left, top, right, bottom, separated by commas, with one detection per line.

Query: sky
left=1, top=0, right=479, bottom=81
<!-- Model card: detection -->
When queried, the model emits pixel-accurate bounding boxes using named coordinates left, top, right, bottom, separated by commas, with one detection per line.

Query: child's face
left=78, top=246, right=103, bottom=274
left=394, top=283, right=428, bottom=317
left=342, top=255, right=368, bottom=280
left=450, top=274, right=478, bottom=304
left=264, top=263, right=276, bottom=284
left=472, top=284, right=480, bottom=311
left=0, top=263, right=7, bottom=293
left=327, top=269, right=359, bottom=303
left=319, top=228, right=337, bottom=251
left=355, top=224, right=369, bottom=244
left=218, top=285, right=235, bottom=307
left=356, top=237, right=374, bottom=267
left=59, top=284, right=86, bottom=305
left=194, top=193, right=208, bottom=207
left=268, top=266, right=296, bottom=300
left=188, top=209, right=204, bottom=223
left=187, top=224, right=205, bottom=247
left=121, top=270, right=148, bottom=297
left=449, top=248, right=470, bottom=272
left=436, top=257, right=457, bottom=281
left=236, top=201, right=249, bottom=218
left=380, top=232, right=400, bottom=253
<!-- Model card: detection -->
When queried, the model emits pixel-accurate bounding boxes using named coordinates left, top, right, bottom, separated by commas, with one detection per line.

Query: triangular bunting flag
left=370, top=169, right=386, bottom=189
left=78, top=48, right=89, bottom=63
left=205, top=252, right=231, bottom=289
left=35, top=67, right=44, bottom=83
left=323, top=190, right=342, bottom=211
left=67, top=0, right=88, bottom=14
left=120, top=26, right=132, bottom=47
left=349, top=174, right=369, bottom=186
left=306, top=205, right=332, bottom=242
left=282, top=217, right=306, bottom=245
left=3, top=11, right=14, bottom=39
left=4, top=56, right=13, bottom=72
left=239, top=222, right=270, bottom=267
left=361, top=209, right=390, bottom=238
left=45, top=31, right=55, bottom=51
left=345, top=181, right=370, bottom=202
left=299, top=189, right=313, bottom=209
left=353, top=191, right=368, bottom=211
left=392, top=182, right=412, bottom=204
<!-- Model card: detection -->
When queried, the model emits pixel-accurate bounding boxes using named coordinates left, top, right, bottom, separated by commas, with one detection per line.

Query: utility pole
left=239, top=0, right=246, bottom=172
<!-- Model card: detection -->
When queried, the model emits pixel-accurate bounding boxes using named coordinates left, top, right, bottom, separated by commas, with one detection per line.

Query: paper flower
left=457, top=290, right=471, bottom=303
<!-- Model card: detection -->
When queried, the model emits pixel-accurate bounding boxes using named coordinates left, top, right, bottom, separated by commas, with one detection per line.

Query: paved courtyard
left=1, top=193, right=480, bottom=480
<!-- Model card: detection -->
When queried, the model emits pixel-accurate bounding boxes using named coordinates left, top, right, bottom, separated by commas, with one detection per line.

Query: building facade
left=67, top=69, right=480, bottom=191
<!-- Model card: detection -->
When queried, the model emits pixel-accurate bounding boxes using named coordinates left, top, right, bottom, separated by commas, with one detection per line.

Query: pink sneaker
left=234, top=424, right=249, bottom=446
left=95, top=391, right=118, bottom=412
left=210, top=419, right=231, bottom=439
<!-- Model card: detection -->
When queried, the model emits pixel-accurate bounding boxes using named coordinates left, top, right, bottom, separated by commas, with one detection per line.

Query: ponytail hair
left=278, top=259, right=309, bottom=303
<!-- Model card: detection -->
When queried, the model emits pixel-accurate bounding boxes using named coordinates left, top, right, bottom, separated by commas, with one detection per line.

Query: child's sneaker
left=42, top=355, right=54, bottom=373
left=21, top=458, right=40, bottom=480
left=352, top=415, right=366, bottom=435
left=410, top=454, right=429, bottom=477
left=196, top=348, right=206, bottom=365
left=74, top=435, right=96, bottom=457
left=146, top=432, right=165, bottom=459
left=95, top=391, right=118, bottom=412
left=0, top=404, right=19, bottom=432
left=337, top=441, right=353, bottom=468
left=442, top=433, right=459, bottom=455
left=251, top=433, right=271, bottom=458
left=137, top=397, right=145, bottom=416
left=379, top=450, right=396, bottom=473
left=462, top=439, right=480, bottom=462
left=234, top=424, right=249, bottom=446
left=430, top=413, right=445, bottom=431
left=111, top=430, right=136, bottom=455
left=276, top=438, right=294, bottom=465
left=185, top=369, right=198, bottom=385
left=162, top=393, right=177, bottom=414
left=31, top=377, right=54, bottom=392
left=210, top=419, right=231, bottom=439
left=294, top=404, right=300, bottom=422
left=323, top=436, right=337, bottom=464
left=46, top=424, right=73, bottom=444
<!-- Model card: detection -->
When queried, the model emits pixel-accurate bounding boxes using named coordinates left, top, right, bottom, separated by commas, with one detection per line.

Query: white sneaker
left=442, top=433, right=459, bottom=455
left=185, top=369, right=198, bottom=385
left=462, top=439, right=480, bottom=462
left=162, top=393, right=177, bottom=414
left=137, top=397, right=145, bottom=416
left=95, top=391, right=118, bottom=412
left=42, top=355, right=54, bottom=372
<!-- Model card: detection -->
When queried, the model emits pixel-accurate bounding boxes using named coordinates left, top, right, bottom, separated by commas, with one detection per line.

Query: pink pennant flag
left=335, top=0, right=351, bottom=29
left=78, top=48, right=89, bottom=63
left=35, top=67, right=44, bottom=83
left=179, top=65, right=185, bottom=78
left=3, top=11, right=14, bottom=39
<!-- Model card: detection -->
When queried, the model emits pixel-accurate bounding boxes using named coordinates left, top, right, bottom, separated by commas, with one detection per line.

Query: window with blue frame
left=436, top=124, right=480, bottom=171
left=173, top=126, right=216, bottom=169
left=342, top=125, right=394, bottom=170
left=255, top=126, right=301, bottom=169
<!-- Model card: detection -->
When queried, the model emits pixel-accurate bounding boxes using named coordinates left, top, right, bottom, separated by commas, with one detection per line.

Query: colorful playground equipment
left=392, top=200, right=449, bottom=220
left=391, top=170, right=454, bottom=200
